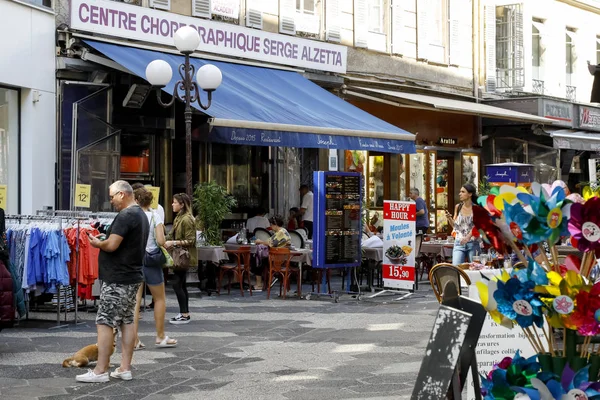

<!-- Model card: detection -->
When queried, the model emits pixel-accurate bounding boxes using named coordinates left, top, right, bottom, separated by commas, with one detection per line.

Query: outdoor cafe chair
left=289, top=230, right=305, bottom=249
left=429, top=263, right=471, bottom=303
left=267, top=247, right=293, bottom=299
left=219, top=246, right=252, bottom=296
left=254, top=227, right=272, bottom=243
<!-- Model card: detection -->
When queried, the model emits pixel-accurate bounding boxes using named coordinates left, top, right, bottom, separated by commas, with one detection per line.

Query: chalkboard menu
left=313, top=172, right=362, bottom=269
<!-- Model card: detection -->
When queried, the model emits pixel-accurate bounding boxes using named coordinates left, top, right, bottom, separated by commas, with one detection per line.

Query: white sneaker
left=110, top=367, right=133, bottom=381
left=76, top=369, right=109, bottom=383
left=169, top=314, right=191, bottom=324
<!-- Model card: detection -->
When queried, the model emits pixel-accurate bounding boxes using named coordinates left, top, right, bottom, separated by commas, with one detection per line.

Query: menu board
left=313, top=172, right=362, bottom=269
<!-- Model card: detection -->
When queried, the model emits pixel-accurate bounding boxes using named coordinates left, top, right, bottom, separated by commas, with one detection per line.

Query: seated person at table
left=256, top=215, right=291, bottom=248
left=287, top=207, right=300, bottom=231
left=246, top=208, right=270, bottom=234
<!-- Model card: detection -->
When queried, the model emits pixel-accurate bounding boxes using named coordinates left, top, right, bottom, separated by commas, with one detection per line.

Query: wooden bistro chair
left=219, top=246, right=252, bottom=296
left=267, top=247, right=298, bottom=299
left=429, top=263, right=472, bottom=303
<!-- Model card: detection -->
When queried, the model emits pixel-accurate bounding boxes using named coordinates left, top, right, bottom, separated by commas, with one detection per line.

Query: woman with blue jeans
left=446, top=184, right=481, bottom=265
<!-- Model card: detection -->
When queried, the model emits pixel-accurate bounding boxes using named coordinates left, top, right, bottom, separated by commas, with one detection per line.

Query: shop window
left=208, top=144, right=266, bottom=210
left=529, top=142, right=558, bottom=184
left=368, top=0, right=384, bottom=33
left=494, top=138, right=527, bottom=164
left=462, top=154, right=479, bottom=188
left=120, top=134, right=153, bottom=179
left=345, top=150, right=388, bottom=209
left=0, top=88, right=19, bottom=214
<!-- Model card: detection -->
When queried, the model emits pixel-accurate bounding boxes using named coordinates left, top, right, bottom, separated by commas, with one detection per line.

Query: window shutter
left=150, top=0, right=170, bottom=10
left=354, top=0, right=368, bottom=48
left=279, top=0, right=296, bottom=35
left=246, top=0, right=263, bottom=29
left=484, top=4, right=497, bottom=92
left=450, top=0, right=472, bottom=67
left=192, top=0, right=211, bottom=18
left=513, top=7, right=524, bottom=88
left=326, top=0, right=341, bottom=43
left=391, top=0, right=404, bottom=55
left=416, top=0, right=429, bottom=60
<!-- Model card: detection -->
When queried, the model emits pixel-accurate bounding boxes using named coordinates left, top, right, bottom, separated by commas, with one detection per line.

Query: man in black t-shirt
left=76, top=180, right=149, bottom=383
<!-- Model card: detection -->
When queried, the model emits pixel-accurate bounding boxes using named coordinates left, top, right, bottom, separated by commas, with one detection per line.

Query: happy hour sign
left=70, top=0, right=347, bottom=73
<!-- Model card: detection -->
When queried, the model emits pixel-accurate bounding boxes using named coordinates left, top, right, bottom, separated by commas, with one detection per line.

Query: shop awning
left=550, top=129, right=600, bottom=151
left=344, top=86, right=556, bottom=124
left=84, top=40, right=416, bottom=154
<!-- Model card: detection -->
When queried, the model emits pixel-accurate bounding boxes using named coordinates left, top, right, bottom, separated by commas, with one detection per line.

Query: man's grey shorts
left=96, top=282, right=141, bottom=328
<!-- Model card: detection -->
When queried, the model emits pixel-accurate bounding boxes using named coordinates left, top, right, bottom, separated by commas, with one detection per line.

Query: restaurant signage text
left=70, top=0, right=347, bottom=73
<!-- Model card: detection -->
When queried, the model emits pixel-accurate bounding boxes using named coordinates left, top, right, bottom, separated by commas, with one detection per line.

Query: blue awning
left=84, top=40, right=415, bottom=153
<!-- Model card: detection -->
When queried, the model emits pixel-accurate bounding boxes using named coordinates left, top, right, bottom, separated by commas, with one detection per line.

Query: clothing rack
left=35, top=210, right=116, bottom=324
left=5, top=214, right=71, bottom=329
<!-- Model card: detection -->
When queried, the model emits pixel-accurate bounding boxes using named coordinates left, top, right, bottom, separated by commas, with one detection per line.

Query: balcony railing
left=566, top=85, right=577, bottom=102
left=532, top=79, right=545, bottom=95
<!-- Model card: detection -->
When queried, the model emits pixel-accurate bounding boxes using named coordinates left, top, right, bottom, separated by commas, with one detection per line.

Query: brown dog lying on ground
left=62, top=329, right=118, bottom=368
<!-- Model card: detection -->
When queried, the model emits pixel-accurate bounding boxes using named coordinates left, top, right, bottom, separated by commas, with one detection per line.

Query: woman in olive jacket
left=164, top=193, right=197, bottom=324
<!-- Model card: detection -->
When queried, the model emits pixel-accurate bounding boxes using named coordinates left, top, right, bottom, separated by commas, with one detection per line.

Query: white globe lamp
left=196, top=64, right=223, bottom=91
left=145, top=60, right=173, bottom=87
left=174, top=26, right=201, bottom=54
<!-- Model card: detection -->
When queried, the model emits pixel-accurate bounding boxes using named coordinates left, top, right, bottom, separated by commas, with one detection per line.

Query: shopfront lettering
left=495, top=171, right=509, bottom=178
left=260, top=132, right=282, bottom=143
left=317, top=136, right=337, bottom=146
left=358, top=138, right=384, bottom=149
left=544, top=101, right=572, bottom=122
left=71, top=0, right=347, bottom=73
left=230, top=131, right=256, bottom=142
left=580, top=106, right=600, bottom=130
left=386, top=142, right=404, bottom=152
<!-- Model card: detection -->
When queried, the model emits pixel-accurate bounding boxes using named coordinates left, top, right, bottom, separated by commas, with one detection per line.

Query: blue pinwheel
left=494, top=277, right=545, bottom=328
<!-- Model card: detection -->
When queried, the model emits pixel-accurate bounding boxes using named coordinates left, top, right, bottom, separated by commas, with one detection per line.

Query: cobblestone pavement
left=0, top=284, right=439, bottom=400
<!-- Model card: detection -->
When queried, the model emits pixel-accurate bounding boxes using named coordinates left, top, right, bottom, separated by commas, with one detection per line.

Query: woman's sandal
left=155, top=336, right=178, bottom=348
left=134, top=340, right=146, bottom=350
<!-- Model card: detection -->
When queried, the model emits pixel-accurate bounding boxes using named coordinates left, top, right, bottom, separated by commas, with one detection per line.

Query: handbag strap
left=150, top=211, right=161, bottom=249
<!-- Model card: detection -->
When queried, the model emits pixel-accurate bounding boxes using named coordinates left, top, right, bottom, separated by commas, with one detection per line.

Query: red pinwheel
left=472, top=204, right=506, bottom=254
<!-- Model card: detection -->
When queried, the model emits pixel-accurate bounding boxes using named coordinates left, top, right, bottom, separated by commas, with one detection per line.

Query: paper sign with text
left=75, top=184, right=92, bottom=208
left=382, top=200, right=416, bottom=290
left=147, top=186, right=161, bottom=210
left=0, top=185, right=7, bottom=210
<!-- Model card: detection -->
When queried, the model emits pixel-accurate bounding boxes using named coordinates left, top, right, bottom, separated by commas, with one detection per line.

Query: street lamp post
left=145, top=26, right=222, bottom=196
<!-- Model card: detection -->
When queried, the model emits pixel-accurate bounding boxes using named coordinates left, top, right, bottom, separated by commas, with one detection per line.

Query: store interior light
left=174, top=26, right=201, bottom=54
left=145, top=60, right=173, bottom=87
left=196, top=64, right=223, bottom=91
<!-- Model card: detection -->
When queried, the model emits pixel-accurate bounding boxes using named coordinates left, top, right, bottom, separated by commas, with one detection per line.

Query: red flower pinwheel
left=472, top=204, right=506, bottom=254
left=565, top=283, right=600, bottom=336
left=568, top=197, right=600, bottom=253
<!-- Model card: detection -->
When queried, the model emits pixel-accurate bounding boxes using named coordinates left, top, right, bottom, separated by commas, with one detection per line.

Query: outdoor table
left=197, top=245, right=229, bottom=263
left=362, top=247, right=383, bottom=262
left=419, top=241, right=454, bottom=259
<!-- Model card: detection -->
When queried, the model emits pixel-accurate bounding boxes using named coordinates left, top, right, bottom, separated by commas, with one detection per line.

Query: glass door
left=435, top=157, right=453, bottom=233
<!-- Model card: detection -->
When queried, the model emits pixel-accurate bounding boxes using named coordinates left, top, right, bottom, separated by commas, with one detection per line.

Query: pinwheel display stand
left=470, top=181, right=600, bottom=399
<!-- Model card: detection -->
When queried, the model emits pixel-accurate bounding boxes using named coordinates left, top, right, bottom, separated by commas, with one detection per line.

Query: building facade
left=481, top=0, right=600, bottom=189
left=0, top=0, right=56, bottom=215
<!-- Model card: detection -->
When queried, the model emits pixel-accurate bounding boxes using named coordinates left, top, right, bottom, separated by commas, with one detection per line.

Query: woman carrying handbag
left=132, top=188, right=177, bottom=349
left=164, top=193, right=197, bottom=325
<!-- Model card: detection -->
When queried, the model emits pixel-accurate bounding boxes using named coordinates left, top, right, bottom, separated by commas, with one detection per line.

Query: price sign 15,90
left=382, top=265, right=414, bottom=282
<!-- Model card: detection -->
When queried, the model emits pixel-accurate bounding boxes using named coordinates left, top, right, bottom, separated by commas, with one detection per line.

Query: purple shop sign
left=70, top=0, right=347, bottom=73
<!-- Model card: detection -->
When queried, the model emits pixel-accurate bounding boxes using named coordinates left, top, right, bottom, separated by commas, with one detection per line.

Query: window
left=0, top=88, right=19, bottom=214
left=532, top=20, right=542, bottom=80
left=296, top=0, right=315, bottom=14
left=566, top=28, right=576, bottom=86
left=368, top=0, right=384, bottom=33
left=596, top=35, right=600, bottom=66
left=22, top=0, right=52, bottom=8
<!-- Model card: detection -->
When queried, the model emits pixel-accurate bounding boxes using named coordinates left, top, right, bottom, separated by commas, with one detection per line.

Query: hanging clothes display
left=65, top=225, right=100, bottom=300
left=6, top=221, right=71, bottom=294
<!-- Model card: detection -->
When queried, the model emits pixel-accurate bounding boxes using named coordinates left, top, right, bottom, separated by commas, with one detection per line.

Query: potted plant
left=193, top=181, right=237, bottom=246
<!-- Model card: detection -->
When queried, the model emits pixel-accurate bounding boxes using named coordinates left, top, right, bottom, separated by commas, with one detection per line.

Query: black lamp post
left=145, top=26, right=222, bottom=196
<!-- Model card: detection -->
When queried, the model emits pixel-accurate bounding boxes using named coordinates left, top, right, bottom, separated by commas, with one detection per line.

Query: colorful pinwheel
left=565, top=283, right=600, bottom=336
left=568, top=197, right=600, bottom=253
left=494, top=277, right=544, bottom=328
